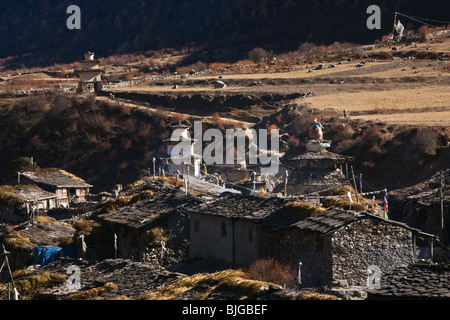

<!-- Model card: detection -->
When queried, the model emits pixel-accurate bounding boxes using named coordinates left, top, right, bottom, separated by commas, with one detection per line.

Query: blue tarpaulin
left=32, top=246, right=63, bottom=266
left=63, top=245, right=78, bottom=259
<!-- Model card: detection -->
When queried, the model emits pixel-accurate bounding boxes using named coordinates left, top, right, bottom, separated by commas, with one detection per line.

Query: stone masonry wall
left=258, top=228, right=333, bottom=287
left=331, top=218, right=414, bottom=286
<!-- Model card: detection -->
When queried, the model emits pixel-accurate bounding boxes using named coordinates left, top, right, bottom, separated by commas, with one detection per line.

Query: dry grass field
left=104, top=34, right=450, bottom=126
left=1, top=33, right=449, bottom=127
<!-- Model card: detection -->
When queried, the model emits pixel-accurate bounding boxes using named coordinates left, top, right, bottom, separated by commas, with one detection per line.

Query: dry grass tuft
left=163, top=176, right=184, bottom=188
left=245, top=258, right=296, bottom=288
left=123, top=177, right=148, bottom=191
left=321, top=185, right=367, bottom=211
left=137, top=269, right=279, bottom=300
left=72, top=219, right=100, bottom=238
left=100, top=190, right=154, bottom=213
left=68, top=282, right=118, bottom=300
left=282, top=201, right=326, bottom=218
left=11, top=269, right=34, bottom=279
left=2, top=229, right=33, bottom=250
left=296, top=291, right=341, bottom=300
left=143, top=226, right=169, bottom=244
left=34, top=168, right=87, bottom=183
left=0, top=185, right=25, bottom=206
left=12, top=272, right=67, bottom=300
left=33, top=215, right=58, bottom=225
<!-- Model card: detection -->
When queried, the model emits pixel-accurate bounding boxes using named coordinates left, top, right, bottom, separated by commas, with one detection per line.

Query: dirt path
left=96, top=96, right=257, bottom=128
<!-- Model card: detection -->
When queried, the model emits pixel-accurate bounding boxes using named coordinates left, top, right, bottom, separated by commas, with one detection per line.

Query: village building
left=0, top=215, right=76, bottom=271
left=281, top=150, right=354, bottom=196
left=279, top=118, right=354, bottom=196
left=188, top=194, right=440, bottom=288
left=261, top=208, right=439, bottom=288
left=76, top=52, right=103, bottom=93
left=389, top=169, right=449, bottom=247
left=162, top=122, right=202, bottom=178
left=6, top=169, right=93, bottom=208
left=189, top=195, right=286, bottom=268
left=0, top=185, right=57, bottom=219
left=98, top=180, right=204, bottom=266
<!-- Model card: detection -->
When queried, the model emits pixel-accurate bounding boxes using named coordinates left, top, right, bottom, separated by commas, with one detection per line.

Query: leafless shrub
left=249, top=47, right=270, bottom=63
left=328, top=123, right=355, bottom=142
left=413, top=127, right=440, bottom=156
left=245, top=257, right=296, bottom=288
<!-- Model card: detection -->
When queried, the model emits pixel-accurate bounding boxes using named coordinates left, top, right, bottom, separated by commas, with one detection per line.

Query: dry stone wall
left=331, top=219, right=414, bottom=286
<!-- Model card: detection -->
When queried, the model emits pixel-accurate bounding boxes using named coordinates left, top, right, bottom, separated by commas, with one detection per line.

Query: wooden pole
left=297, top=262, right=302, bottom=288
left=345, top=162, right=349, bottom=179
left=1, top=245, right=17, bottom=300
left=114, top=233, right=117, bottom=259
left=351, top=166, right=359, bottom=203
left=440, top=170, right=444, bottom=231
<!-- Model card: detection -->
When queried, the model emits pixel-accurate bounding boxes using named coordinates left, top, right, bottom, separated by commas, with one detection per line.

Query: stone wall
left=189, top=213, right=234, bottom=267
left=258, top=217, right=415, bottom=288
left=331, top=218, right=414, bottom=286
left=258, top=228, right=333, bottom=287
left=189, top=214, right=260, bottom=268
left=112, top=211, right=191, bottom=269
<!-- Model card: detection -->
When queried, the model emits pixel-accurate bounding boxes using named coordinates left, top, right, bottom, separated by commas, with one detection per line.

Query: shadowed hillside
left=1, top=0, right=449, bottom=68
left=0, top=93, right=172, bottom=192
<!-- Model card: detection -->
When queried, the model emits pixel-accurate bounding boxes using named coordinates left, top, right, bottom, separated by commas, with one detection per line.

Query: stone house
left=189, top=194, right=439, bottom=288
left=10, top=169, right=93, bottom=208
left=389, top=169, right=449, bottom=247
left=261, top=209, right=438, bottom=287
left=98, top=180, right=204, bottom=266
left=188, top=195, right=286, bottom=268
left=0, top=185, right=57, bottom=220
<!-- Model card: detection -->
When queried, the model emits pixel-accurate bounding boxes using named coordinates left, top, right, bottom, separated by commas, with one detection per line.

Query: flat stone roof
left=20, top=171, right=92, bottom=189
left=367, top=263, right=450, bottom=299
left=189, top=194, right=286, bottom=221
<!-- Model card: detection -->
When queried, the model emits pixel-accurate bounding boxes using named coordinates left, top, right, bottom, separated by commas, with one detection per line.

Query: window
left=221, top=221, right=227, bottom=237
left=194, top=220, right=200, bottom=233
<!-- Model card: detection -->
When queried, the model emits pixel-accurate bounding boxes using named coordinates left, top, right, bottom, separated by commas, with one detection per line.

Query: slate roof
left=286, top=150, right=353, bottom=162
left=390, top=169, right=450, bottom=206
left=367, top=263, right=450, bottom=299
left=13, top=185, right=57, bottom=201
left=20, top=171, right=92, bottom=189
left=100, top=192, right=202, bottom=229
left=100, top=180, right=204, bottom=229
left=294, top=211, right=438, bottom=238
left=293, top=209, right=360, bottom=233
left=263, top=208, right=438, bottom=238
left=189, top=194, right=287, bottom=221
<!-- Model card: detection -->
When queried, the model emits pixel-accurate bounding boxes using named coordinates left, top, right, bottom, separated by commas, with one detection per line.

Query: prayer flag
left=284, top=170, right=288, bottom=197
left=384, top=189, right=389, bottom=219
